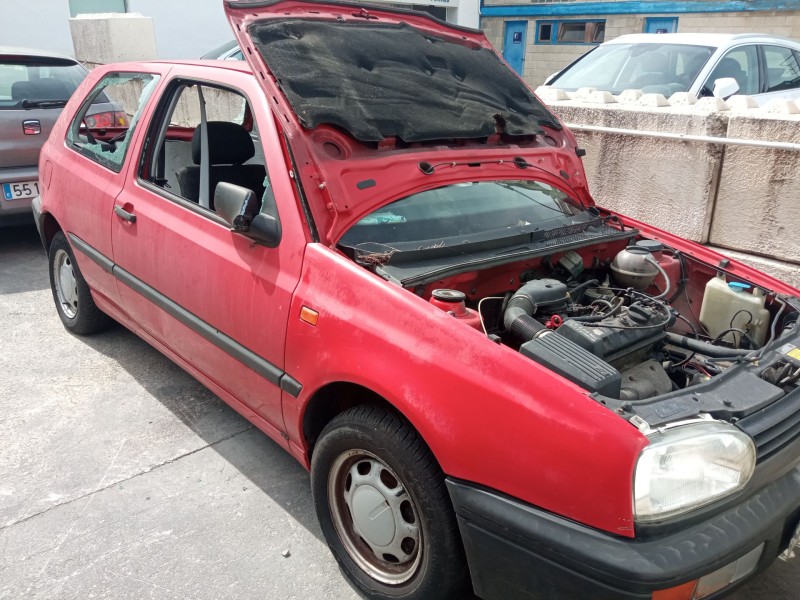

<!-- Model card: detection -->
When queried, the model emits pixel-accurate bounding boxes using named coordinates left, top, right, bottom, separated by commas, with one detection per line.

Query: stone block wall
left=536, top=87, right=800, bottom=286
left=483, top=10, right=800, bottom=88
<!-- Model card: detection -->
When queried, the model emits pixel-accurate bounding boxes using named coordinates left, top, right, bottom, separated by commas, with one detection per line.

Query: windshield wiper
left=21, top=99, right=68, bottom=109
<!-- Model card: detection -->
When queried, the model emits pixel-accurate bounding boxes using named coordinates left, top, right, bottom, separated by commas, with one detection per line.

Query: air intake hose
left=504, top=279, right=568, bottom=341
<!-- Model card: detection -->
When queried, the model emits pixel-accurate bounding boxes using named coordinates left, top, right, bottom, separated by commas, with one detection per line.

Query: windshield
left=552, top=43, right=715, bottom=96
left=340, top=180, right=587, bottom=250
left=0, top=58, right=86, bottom=109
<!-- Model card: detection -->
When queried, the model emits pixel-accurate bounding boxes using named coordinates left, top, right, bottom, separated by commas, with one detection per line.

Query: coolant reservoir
left=699, top=275, right=770, bottom=347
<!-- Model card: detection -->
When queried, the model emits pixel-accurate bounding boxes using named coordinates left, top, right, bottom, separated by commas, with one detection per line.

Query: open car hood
left=225, top=0, right=560, bottom=143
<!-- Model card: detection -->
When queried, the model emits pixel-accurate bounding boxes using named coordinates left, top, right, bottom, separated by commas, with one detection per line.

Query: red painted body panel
left=282, top=244, right=648, bottom=536
left=35, top=8, right=800, bottom=554
left=39, top=68, right=145, bottom=311
left=109, top=65, right=307, bottom=434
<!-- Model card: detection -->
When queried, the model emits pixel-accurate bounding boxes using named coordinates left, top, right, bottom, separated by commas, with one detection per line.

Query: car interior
left=703, top=47, right=759, bottom=95
left=11, top=78, right=71, bottom=102
left=142, top=83, right=267, bottom=213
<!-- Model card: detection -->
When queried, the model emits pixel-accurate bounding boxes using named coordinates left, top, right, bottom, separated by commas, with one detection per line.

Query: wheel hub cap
left=328, top=450, right=423, bottom=585
left=54, top=250, right=78, bottom=319
left=351, top=485, right=395, bottom=547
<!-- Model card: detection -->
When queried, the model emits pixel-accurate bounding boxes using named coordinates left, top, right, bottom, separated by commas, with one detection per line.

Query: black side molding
left=68, top=232, right=302, bottom=398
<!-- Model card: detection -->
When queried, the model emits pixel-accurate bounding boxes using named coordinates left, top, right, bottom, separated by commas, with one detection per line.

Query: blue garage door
left=503, top=21, right=528, bottom=76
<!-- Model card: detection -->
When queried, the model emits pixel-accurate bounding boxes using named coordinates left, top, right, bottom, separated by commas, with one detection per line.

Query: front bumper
left=447, top=462, right=800, bottom=600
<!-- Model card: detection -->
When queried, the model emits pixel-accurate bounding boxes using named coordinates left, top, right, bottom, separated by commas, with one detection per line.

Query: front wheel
left=311, top=405, right=471, bottom=600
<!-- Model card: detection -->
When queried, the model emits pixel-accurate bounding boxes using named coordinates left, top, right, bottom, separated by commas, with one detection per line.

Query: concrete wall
left=70, top=13, right=158, bottom=67
left=484, top=10, right=800, bottom=88
left=1, top=0, right=75, bottom=56
left=711, top=111, right=800, bottom=265
left=536, top=87, right=800, bottom=286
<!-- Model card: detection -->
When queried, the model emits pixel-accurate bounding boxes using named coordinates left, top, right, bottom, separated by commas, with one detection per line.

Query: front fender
left=283, top=244, right=647, bottom=537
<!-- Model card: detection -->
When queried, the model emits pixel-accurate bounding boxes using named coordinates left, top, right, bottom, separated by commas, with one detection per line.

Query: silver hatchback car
left=547, top=33, right=800, bottom=105
left=0, top=47, right=123, bottom=225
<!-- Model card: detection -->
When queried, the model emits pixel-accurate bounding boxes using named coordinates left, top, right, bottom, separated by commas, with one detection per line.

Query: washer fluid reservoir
left=699, top=275, right=770, bottom=347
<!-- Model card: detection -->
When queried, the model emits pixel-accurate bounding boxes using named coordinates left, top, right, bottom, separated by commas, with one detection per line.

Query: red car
left=32, top=2, right=800, bottom=599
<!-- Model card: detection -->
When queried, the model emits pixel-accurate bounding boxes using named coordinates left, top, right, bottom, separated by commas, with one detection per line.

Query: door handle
left=114, top=205, right=137, bottom=223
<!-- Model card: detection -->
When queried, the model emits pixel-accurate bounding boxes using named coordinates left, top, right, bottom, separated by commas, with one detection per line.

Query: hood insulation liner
left=248, top=19, right=561, bottom=142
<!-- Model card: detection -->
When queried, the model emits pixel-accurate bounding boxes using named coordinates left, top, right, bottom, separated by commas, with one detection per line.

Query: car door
left=110, top=66, right=307, bottom=441
left=59, top=70, right=162, bottom=309
left=757, top=45, right=800, bottom=104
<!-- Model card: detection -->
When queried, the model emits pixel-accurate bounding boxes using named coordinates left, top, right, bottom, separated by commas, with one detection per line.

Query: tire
left=311, top=405, right=471, bottom=600
left=48, top=232, right=110, bottom=335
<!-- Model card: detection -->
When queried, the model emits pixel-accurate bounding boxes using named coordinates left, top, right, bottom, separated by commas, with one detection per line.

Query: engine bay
left=354, top=229, right=800, bottom=429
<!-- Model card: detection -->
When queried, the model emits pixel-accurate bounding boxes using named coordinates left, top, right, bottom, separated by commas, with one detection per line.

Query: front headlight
left=634, top=421, right=756, bottom=522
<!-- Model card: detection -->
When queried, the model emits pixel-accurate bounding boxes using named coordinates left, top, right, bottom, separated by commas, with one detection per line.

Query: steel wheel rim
left=53, top=249, right=78, bottom=319
left=328, top=449, right=423, bottom=585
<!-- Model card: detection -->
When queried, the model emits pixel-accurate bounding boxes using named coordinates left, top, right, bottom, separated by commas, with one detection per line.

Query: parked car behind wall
left=547, top=33, right=800, bottom=104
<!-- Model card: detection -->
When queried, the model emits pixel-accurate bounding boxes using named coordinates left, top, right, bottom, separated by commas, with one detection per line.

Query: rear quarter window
left=66, top=72, right=160, bottom=173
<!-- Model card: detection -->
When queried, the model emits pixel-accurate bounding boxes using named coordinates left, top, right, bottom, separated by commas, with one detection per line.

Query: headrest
left=192, top=121, right=255, bottom=165
left=715, top=58, right=744, bottom=80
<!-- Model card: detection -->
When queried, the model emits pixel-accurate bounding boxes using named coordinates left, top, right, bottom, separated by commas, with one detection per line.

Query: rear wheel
left=311, top=405, right=471, bottom=600
left=48, top=232, right=110, bottom=335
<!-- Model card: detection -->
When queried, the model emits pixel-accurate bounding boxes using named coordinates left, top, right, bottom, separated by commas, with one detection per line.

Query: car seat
left=175, top=121, right=266, bottom=210
left=708, top=57, right=747, bottom=92
left=632, top=53, right=670, bottom=87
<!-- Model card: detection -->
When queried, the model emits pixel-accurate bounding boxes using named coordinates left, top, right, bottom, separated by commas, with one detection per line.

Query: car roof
left=0, top=46, right=78, bottom=61
left=605, top=32, right=800, bottom=47
left=150, top=59, right=253, bottom=73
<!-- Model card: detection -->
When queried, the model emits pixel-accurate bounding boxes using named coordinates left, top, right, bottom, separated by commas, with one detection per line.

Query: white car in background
left=200, top=40, right=243, bottom=61
left=546, top=33, right=800, bottom=105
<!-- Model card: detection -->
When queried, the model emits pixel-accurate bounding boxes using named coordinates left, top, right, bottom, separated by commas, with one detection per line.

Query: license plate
left=2, top=180, right=40, bottom=201
left=780, top=521, right=800, bottom=561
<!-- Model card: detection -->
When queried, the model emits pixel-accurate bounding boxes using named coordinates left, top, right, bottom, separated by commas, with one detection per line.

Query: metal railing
left=565, top=123, right=800, bottom=152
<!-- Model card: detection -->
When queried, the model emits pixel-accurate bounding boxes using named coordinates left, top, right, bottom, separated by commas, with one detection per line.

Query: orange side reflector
left=652, top=580, right=698, bottom=600
left=300, top=306, right=319, bottom=326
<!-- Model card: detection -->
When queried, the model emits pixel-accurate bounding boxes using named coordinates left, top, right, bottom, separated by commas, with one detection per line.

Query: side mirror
left=544, top=71, right=559, bottom=85
left=214, top=181, right=282, bottom=248
left=215, top=182, right=260, bottom=232
left=712, top=77, right=740, bottom=100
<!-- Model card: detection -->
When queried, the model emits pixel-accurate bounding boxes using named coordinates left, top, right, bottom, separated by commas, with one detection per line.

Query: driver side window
left=138, top=80, right=269, bottom=216
left=66, top=72, right=159, bottom=173
left=704, top=46, right=759, bottom=96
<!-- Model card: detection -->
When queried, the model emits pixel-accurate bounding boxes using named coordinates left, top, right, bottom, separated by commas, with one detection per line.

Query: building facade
left=481, top=0, right=800, bottom=87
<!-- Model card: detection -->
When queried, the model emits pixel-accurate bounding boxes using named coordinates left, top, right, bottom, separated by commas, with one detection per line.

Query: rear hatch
left=0, top=52, right=87, bottom=169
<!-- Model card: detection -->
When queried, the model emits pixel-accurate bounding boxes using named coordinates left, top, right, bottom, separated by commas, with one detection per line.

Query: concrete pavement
left=0, top=225, right=360, bottom=600
left=0, top=224, right=798, bottom=599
